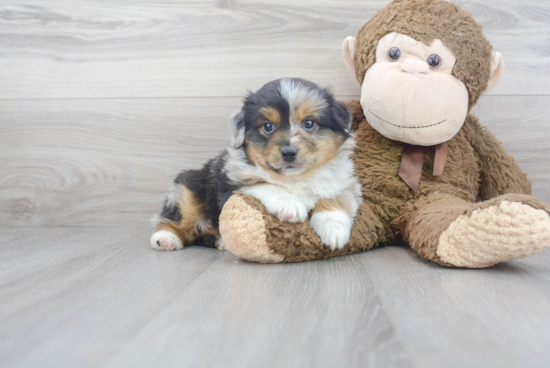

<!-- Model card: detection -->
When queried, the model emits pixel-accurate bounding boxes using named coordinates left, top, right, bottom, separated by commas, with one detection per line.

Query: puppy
left=151, top=78, right=362, bottom=252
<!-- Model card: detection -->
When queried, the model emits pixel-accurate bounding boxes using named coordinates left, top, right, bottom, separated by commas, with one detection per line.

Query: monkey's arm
left=464, top=114, right=531, bottom=200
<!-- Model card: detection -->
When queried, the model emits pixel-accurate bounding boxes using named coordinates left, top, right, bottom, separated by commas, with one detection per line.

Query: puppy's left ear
left=331, top=102, right=353, bottom=133
left=229, top=110, right=245, bottom=148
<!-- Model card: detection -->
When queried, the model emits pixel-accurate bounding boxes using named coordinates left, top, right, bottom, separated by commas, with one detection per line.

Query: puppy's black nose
left=281, top=148, right=298, bottom=162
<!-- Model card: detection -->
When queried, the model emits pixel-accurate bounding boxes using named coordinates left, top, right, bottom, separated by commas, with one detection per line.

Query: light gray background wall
left=1, top=0, right=549, bottom=226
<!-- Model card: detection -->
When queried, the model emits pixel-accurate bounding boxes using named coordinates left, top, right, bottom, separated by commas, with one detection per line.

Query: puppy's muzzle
left=281, top=148, right=298, bottom=162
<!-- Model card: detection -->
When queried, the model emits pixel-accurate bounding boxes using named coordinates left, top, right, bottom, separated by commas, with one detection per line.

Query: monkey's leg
left=397, top=193, right=550, bottom=268
left=219, top=192, right=391, bottom=263
left=151, top=185, right=209, bottom=251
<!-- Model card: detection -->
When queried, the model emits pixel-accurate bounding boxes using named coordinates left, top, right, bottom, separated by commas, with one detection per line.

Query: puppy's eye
left=303, top=118, right=316, bottom=131
left=427, top=54, right=441, bottom=69
left=388, top=47, right=401, bottom=61
left=263, top=122, right=275, bottom=134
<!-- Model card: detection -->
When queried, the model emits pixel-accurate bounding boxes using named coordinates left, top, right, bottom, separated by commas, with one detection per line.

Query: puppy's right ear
left=229, top=110, right=246, bottom=148
left=332, top=102, right=353, bottom=133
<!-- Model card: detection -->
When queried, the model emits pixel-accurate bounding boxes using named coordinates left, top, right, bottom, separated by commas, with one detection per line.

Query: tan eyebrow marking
left=259, top=107, right=281, bottom=126
left=295, top=100, right=319, bottom=124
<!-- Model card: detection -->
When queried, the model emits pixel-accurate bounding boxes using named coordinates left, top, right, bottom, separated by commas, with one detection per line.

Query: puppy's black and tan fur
left=151, top=78, right=362, bottom=251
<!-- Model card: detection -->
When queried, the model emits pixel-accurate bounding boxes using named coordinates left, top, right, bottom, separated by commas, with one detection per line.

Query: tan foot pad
left=219, top=194, right=284, bottom=263
left=437, top=201, right=550, bottom=268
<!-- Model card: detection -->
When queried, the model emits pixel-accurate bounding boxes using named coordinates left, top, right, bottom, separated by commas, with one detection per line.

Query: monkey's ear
left=342, top=36, right=356, bottom=73
left=484, top=52, right=504, bottom=94
left=332, top=102, right=353, bottom=133
left=229, top=110, right=246, bottom=148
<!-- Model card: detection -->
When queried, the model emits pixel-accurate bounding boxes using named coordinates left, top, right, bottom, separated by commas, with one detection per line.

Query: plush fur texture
left=437, top=199, right=550, bottom=267
left=218, top=0, right=550, bottom=267
left=218, top=194, right=284, bottom=263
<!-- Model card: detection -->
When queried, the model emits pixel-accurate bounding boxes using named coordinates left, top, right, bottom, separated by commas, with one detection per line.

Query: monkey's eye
left=388, top=47, right=401, bottom=61
left=263, top=122, right=275, bottom=134
left=303, top=118, right=316, bottom=131
left=427, top=54, right=441, bottom=69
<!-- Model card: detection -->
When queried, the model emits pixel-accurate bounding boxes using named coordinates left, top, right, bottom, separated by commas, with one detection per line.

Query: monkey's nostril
left=281, top=148, right=298, bottom=162
left=401, top=58, right=429, bottom=74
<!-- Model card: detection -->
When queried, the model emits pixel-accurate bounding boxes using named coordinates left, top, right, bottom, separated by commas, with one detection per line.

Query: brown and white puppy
left=151, top=78, right=362, bottom=252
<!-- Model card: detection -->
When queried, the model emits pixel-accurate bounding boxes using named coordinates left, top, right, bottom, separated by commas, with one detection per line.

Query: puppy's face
left=230, top=78, right=352, bottom=177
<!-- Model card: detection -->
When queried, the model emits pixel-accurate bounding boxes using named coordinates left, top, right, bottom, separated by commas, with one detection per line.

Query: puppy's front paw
left=266, top=198, right=308, bottom=223
left=310, top=211, right=352, bottom=250
left=151, top=230, right=183, bottom=251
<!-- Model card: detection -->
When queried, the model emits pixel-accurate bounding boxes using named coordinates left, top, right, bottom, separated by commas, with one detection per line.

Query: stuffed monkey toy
left=218, top=0, right=550, bottom=267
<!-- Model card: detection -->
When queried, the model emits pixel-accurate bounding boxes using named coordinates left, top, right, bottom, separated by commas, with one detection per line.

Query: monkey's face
left=240, top=79, right=351, bottom=177
left=360, top=32, right=469, bottom=146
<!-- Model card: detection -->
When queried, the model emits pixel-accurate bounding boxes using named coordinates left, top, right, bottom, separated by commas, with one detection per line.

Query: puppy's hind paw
left=151, top=230, right=183, bottom=251
left=310, top=211, right=352, bottom=250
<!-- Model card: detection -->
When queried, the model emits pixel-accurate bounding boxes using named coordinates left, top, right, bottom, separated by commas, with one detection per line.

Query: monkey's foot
left=219, top=194, right=284, bottom=263
left=437, top=200, right=550, bottom=268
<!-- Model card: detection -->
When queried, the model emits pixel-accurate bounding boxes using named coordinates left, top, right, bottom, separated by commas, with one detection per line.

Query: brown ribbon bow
left=398, top=142, right=449, bottom=191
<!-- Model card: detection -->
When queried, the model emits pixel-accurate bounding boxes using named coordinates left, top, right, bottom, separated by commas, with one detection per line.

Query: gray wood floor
left=1, top=227, right=550, bottom=368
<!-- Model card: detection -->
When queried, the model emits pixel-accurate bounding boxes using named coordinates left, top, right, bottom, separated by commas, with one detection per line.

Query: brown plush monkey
left=218, top=0, right=550, bottom=267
